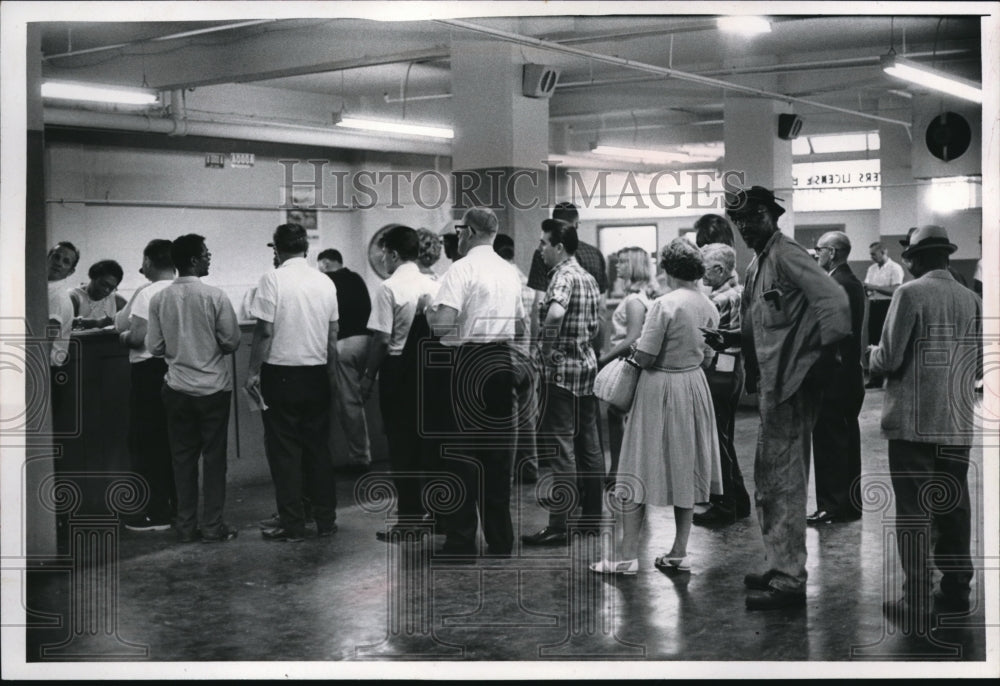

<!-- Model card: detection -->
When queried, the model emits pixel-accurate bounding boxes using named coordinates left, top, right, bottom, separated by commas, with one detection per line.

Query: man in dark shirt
left=318, top=249, right=373, bottom=472
left=809, top=231, right=866, bottom=525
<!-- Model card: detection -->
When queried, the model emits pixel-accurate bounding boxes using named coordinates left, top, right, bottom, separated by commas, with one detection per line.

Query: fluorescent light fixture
left=591, top=144, right=721, bottom=165
left=335, top=117, right=453, bottom=139
left=717, top=16, right=771, bottom=36
left=881, top=54, right=982, bottom=104
left=41, top=81, right=159, bottom=106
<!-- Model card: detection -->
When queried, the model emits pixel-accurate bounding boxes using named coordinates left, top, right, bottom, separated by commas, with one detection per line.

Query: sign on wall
left=792, top=159, right=881, bottom=212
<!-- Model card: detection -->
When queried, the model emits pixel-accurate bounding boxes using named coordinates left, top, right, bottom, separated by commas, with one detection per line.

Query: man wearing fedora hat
left=715, top=185, right=850, bottom=610
left=870, top=223, right=981, bottom=622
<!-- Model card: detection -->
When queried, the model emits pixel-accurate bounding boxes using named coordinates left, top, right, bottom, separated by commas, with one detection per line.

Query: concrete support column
left=878, top=97, right=918, bottom=238
left=723, top=96, right=794, bottom=271
left=450, top=39, right=551, bottom=273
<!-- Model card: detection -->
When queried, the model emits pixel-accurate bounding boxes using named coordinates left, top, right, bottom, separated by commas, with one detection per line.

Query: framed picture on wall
left=284, top=186, right=319, bottom=239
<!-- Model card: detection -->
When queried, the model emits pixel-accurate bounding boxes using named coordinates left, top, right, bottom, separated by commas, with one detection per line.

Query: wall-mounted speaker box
left=911, top=95, right=982, bottom=178
left=522, top=64, right=560, bottom=99
left=777, top=113, right=803, bottom=140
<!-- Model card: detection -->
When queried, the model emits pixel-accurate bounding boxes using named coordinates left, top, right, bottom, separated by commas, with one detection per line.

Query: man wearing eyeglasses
left=809, top=231, right=865, bottom=526
left=423, top=207, right=526, bottom=561
left=146, top=234, right=242, bottom=544
left=709, top=186, right=849, bottom=610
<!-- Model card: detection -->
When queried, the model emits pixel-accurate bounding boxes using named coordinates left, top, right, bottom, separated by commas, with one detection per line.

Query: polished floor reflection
left=26, top=391, right=987, bottom=664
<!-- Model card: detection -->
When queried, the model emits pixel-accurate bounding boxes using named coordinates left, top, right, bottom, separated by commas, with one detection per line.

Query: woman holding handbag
left=597, top=247, right=656, bottom=485
left=590, top=238, right=722, bottom=576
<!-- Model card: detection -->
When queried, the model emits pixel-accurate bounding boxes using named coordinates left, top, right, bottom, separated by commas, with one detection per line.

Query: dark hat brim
left=901, top=239, right=958, bottom=259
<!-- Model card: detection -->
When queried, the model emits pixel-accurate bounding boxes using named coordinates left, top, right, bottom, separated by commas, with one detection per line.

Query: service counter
left=50, top=325, right=388, bottom=529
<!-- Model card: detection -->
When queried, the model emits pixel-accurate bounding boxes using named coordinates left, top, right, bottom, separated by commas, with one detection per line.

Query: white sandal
left=589, top=558, right=638, bottom=576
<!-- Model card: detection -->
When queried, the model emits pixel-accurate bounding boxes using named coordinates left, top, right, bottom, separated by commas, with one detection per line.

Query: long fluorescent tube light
left=591, top=145, right=704, bottom=165
left=41, top=81, right=159, bottom=105
left=717, top=16, right=771, bottom=36
left=881, top=55, right=982, bottom=104
left=335, top=117, right=453, bottom=139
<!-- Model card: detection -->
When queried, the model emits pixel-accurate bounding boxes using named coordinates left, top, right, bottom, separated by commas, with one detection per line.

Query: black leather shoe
left=521, top=527, right=567, bottom=546
left=932, top=590, right=970, bottom=614
left=317, top=523, right=338, bottom=538
left=693, top=505, right=739, bottom=527
left=431, top=545, right=476, bottom=564
left=806, top=510, right=838, bottom=525
left=882, top=597, right=928, bottom=623
left=261, top=526, right=304, bottom=542
left=201, top=525, right=238, bottom=543
left=376, top=525, right=426, bottom=542
left=744, top=570, right=776, bottom=591
left=176, top=528, right=201, bottom=544
left=746, top=587, right=806, bottom=610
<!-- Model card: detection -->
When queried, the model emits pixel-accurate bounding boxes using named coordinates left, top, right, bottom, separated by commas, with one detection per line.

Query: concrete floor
left=25, top=389, right=988, bottom=669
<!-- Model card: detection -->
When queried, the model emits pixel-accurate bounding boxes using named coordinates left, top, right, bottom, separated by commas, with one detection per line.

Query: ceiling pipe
left=43, top=107, right=451, bottom=157
left=43, top=20, right=282, bottom=60
left=436, top=18, right=911, bottom=129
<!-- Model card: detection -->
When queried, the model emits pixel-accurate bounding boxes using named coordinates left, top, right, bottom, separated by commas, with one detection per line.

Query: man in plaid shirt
left=522, top=218, right=605, bottom=546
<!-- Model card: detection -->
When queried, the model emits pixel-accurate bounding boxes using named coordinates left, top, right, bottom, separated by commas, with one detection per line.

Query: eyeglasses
left=455, top=223, right=475, bottom=236
left=815, top=246, right=835, bottom=253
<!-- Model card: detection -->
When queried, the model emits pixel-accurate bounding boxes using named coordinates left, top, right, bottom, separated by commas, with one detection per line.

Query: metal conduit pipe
left=42, top=108, right=452, bottom=157
left=435, top=18, right=911, bottom=129
left=43, top=20, right=282, bottom=61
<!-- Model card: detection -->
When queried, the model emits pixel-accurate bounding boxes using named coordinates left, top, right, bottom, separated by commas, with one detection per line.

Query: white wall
left=46, top=142, right=452, bottom=310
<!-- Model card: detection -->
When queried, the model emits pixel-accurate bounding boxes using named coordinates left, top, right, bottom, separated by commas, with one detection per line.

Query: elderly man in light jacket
left=869, top=224, right=982, bottom=623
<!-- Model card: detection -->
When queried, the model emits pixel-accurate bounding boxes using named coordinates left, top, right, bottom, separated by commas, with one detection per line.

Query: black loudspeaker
left=522, top=64, right=560, bottom=99
left=777, top=114, right=803, bottom=140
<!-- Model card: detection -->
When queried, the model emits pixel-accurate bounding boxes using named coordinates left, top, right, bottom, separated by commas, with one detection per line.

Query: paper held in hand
left=243, top=383, right=268, bottom=412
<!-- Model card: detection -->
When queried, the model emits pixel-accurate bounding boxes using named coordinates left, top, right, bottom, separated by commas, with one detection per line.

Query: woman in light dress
left=590, top=238, right=722, bottom=576
left=598, top=247, right=656, bottom=485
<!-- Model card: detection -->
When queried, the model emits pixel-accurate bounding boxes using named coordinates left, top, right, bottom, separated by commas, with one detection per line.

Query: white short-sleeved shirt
left=127, top=279, right=173, bottom=364
left=47, top=279, right=74, bottom=367
left=367, top=262, right=440, bottom=356
left=431, top=244, right=525, bottom=346
left=249, top=257, right=339, bottom=366
left=865, top=258, right=904, bottom=301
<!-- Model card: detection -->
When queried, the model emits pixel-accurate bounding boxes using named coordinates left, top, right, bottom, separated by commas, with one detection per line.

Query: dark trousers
left=888, top=440, right=973, bottom=600
left=867, top=300, right=890, bottom=381
left=429, top=343, right=515, bottom=554
left=379, top=355, right=425, bottom=518
left=161, top=385, right=231, bottom=537
left=511, top=350, right=540, bottom=482
left=606, top=405, right=626, bottom=482
left=129, top=357, right=175, bottom=522
left=811, top=366, right=864, bottom=517
left=539, top=384, right=605, bottom=529
left=261, top=364, right=337, bottom=536
left=705, top=364, right=751, bottom=516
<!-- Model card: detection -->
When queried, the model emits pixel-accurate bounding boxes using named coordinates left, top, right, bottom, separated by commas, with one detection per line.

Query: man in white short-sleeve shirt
left=116, top=239, right=177, bottom=531
left=248, top=223, right=340, bottom=542
left=362, top=225, right=440, bottom=539
left=423, top=207, right=524, bottom=560
left=864, top=242, right=905, bottom=388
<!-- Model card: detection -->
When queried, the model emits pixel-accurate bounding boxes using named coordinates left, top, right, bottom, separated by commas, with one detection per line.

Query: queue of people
left=44, top=187, right=981, bottom=622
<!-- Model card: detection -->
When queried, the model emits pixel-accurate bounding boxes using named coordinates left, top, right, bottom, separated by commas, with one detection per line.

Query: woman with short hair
left=590, top=238, right=722, bottom=576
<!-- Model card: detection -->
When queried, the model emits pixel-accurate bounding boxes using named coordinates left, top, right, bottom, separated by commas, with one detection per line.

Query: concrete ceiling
left=37, top=11, right=983, bottom=158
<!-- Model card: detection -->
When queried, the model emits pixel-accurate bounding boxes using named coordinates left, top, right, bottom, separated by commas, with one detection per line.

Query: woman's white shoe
left=588, top=558, right=639, bottom=576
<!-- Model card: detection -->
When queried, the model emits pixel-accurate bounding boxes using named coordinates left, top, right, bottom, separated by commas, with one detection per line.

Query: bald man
left=809, top=231, right=865, bottom=524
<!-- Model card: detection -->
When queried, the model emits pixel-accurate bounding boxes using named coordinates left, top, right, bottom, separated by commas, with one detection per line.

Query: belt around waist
left=650, top=364, right=701, bottom=373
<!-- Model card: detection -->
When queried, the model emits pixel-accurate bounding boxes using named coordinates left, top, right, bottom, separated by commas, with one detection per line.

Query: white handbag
left=593, top=357, right=641, bottom=412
